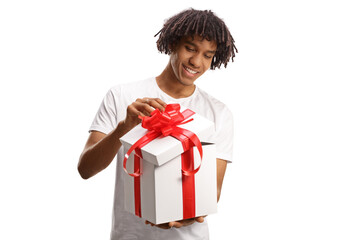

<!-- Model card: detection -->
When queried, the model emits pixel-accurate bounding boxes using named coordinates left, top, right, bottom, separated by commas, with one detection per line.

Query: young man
left=78, top=8, right=237, bottom=240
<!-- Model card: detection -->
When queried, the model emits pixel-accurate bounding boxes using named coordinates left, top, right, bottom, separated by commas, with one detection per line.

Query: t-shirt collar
left=152, top=77, right=198, bottom=103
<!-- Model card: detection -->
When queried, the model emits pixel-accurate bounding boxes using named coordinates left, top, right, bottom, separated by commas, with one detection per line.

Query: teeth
left=185, top=66, right=197, bottom=74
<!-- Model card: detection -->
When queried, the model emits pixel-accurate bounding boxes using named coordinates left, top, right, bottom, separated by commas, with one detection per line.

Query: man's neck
left=156, top=63, right=196, bottom=99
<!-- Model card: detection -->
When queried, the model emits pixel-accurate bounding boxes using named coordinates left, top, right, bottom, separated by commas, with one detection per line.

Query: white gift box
left=120, top=106, right=217, bottom=224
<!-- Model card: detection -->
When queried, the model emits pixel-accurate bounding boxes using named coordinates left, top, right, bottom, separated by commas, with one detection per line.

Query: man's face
left=169, top=35, right=217, bottom=86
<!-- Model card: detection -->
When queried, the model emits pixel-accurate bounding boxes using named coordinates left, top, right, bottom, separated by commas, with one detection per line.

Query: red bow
left=123, top=104, right=203, bottom=177
left=140, top=104, right=194, bottom=136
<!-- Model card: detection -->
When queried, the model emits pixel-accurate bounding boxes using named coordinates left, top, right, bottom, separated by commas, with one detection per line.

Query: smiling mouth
left=183, top=65, right=199, bottom=75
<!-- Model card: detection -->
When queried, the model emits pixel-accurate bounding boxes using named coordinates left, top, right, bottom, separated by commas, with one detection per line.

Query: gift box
left=120, top=104, right=217, bottom=224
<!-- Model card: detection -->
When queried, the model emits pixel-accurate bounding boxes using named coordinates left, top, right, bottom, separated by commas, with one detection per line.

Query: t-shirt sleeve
left=215, top=107, right=234, bottom=163
left=89, top=88, right=118, bottom=134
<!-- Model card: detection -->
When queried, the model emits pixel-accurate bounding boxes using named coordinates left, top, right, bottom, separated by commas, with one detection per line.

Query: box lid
left=120, top=104, right=215, bottom=166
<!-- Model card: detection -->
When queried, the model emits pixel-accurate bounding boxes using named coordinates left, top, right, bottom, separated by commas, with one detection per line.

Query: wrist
left=114, top=120, right=132, bottom=138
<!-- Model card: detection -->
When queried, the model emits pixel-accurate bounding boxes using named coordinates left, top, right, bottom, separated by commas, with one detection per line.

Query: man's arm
left=216, top=158, right=228, bottom=202
left=78, top=98, right=166, bottom=179
left=77, top=121, right=131, bottom=179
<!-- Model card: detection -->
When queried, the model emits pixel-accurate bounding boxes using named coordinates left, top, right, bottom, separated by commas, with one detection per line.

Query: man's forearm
left=216, top=159, right=227, bottom=202
left=78, top=121, right=131, bottom=179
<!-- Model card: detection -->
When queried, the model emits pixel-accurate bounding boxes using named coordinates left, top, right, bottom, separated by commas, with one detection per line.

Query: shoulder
left=107, top=77, right=155, bottom=100
left=109, top=78, right=153, bottom=93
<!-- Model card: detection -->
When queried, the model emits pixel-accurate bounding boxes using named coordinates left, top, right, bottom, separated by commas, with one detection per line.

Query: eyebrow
left=184, top=41, right=217, bottom=54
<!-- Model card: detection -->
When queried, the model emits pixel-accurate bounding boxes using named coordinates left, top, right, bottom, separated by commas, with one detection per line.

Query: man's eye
left=204, top=55, right=212, bottom=59
left=185, top=46, right=195, bottom=52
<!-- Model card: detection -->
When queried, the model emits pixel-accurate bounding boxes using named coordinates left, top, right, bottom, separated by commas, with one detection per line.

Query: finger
left=140, top=97, right=166, bottom=105
left=195, top=216, right=204, bottom=223
left=146, top=221, right=170, bottom=229
left=146, top=98, right=166, bottom=112
left=184, top=218, right=197, bottom=226
left=145, top=221, right=154, bottom=227
left=169, top=221, right=183, bottom=228
left=140, top=102, right=155, bottom=115
left=135, top=98, right=144, bottom=103
left=133, top=102, right=153, bottom=116
left=153, top=98, right=167, bottom=109
left=155, top=223, right=171, bottom=229
left=127, top=106, right=146, bottom=123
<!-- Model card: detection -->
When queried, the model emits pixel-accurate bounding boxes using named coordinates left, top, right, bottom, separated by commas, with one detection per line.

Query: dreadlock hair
left=155, top=8, right=237, bottom=70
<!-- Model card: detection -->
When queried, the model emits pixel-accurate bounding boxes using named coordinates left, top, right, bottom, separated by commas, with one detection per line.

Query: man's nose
left=189, top=54, right=201, bottom=68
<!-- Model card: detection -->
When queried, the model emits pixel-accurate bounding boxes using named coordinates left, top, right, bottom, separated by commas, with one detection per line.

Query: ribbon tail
left=123, top=130, right=161, bottom=177
left=134, top=148, right=142, bottom=217
left=171, top=127, right=203, bottom=176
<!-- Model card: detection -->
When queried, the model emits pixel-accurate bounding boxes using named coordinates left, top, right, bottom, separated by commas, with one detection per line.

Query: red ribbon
left=134, top=148, right=142, bottom=217
left=181, top=148, right=196, bottom=219
left=122, top=103, right=202, bottom=219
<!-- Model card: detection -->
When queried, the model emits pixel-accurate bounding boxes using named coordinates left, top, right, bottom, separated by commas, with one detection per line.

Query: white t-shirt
left=90, top=77, right=233, bottom=240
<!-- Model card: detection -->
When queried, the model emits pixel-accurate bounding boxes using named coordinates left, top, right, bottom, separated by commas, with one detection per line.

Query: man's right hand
left=123, top=98, right=167, bottom=130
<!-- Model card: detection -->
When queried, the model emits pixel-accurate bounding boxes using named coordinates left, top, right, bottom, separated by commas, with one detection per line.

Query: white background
left=1, top=0, right=359, bottom=239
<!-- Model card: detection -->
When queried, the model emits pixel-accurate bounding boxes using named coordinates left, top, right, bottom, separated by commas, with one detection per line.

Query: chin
left=178, top=77, right=197, bottom=86
left=179, top=71, right=202, bottom=86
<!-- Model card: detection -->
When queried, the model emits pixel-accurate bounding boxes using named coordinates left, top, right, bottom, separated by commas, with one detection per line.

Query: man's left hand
left=145, top=216, right=206, bottom=229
